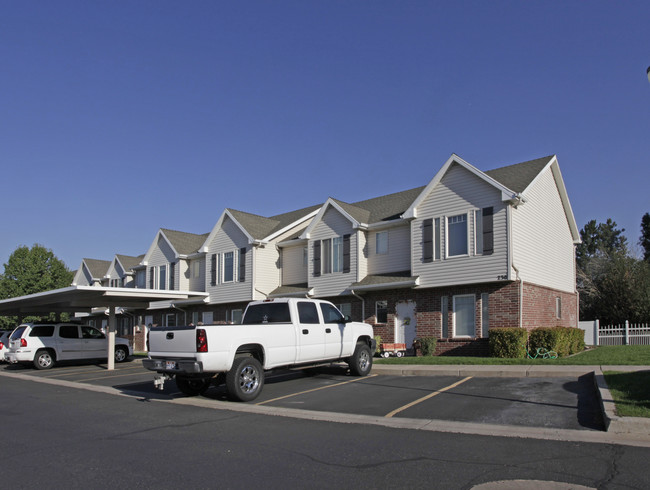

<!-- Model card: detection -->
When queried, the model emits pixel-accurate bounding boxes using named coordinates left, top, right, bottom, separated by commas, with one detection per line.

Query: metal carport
left=0, top=286, right=208, bottom=370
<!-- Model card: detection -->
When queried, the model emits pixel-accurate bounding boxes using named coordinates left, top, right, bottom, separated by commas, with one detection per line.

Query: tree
left=640, top=212, right=650, bottom=262
left=0, top=244, right=74, bottom=329
left=576, top=219, right=628, bottom=271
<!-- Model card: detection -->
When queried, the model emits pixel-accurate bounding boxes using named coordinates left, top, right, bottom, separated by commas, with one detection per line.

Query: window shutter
left=149, top=267, right=154, bottom=289
left=423, top=218, right=433, bottom=262
left=343, top=234, right=351, bottom=273
left=313, top=241, right=321, bottom=277
left=482, top=207, right=494, bottom=255
left=169, top=262, right=175, bottom=290
left=210, top=254, right=217, bottom=286
left=239, top=247, right=246, bottom=282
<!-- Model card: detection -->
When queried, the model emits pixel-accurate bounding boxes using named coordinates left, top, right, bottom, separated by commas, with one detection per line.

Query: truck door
left=320, top=303, right=350, bottom=358
left=296, top=301, right=326, bottom=362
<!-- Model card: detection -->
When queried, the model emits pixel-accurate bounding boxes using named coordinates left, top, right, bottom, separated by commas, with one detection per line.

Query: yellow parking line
left=385, top=376, right=473, bottom=418
left=257, top=374, right=378, bottom=405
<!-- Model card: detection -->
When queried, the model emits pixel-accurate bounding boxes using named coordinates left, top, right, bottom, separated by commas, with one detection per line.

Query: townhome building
left=72, top=258, right=112, bottom=287
left=72, top=153, right=579, bottom=356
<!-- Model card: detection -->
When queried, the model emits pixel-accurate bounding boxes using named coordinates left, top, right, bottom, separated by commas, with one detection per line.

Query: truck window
left=297, top=302, right=320, bottom=324
left=320, top=303, right=345, bottom=323
left=242, top=303, right=291, bottom=324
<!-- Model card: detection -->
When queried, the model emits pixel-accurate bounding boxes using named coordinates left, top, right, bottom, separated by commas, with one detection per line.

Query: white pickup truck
left=143, top=298, right=376, bottom=401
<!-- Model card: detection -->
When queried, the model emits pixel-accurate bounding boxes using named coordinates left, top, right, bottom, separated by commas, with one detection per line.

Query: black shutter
left=343, top=234, right=351, bottom=273
left=149, top=267, right=154, bottom=289
left=482, top=207, right=494, bottom=255
left=423, top=219, right=433, bottom=262
left=239, top=247, right=246, bottom=282
left=313, top=241, right=321, bottom=277
left=169, top=262, right=175, bottom=290
left=210, top=254, right=217, bottom=286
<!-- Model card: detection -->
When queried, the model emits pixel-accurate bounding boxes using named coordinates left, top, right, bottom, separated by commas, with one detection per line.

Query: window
left=453, top=295, right=475, bottom=337
left=376, top=231, right=388, bottom=255
left=322, top=303, right=345, bottom=323
left=303, top=247, right=308, bottom=267
left=165, top=313, right=176, bottom=327
left=337, top=303, right=352, bottom=319
left=30, top=326, right=55, bottom=337
left=231, top=309, right=243, bottom=324
left=298, top=302, right=320, bottom=324
left=58, top=325, right=79, bottom=339
left=192, top=261, right=200, bottom=278
left=159, top=265, right=167, bottom=290
left=242, top=303, right=291, bottom=324
left=447, top=214, right=468, bottom=257
left=192, top=311, right=200, bottom=325
left=376, top=300, right=388, bottom=324
left=223, top=251, right=234, bottom=282
left=556, top=297, right=562, bottom=319
left=81, top=326, right=104, bottom=339
left=318, top=235, right=350, bottom=274
left=136, top=270, right=146, bottom=289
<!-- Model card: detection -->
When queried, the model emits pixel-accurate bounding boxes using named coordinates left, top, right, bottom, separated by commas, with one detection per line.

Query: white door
left=395, top=301, right=417, bottom=348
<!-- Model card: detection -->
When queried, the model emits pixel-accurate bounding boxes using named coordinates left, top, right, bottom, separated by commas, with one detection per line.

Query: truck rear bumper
left=142, top=358, right=204, bottom=374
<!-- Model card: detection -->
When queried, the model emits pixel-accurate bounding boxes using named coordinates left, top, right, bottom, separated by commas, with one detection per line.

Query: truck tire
left=349, top=342, right=372, bottom=376
left=226, top=356, right=264, bottom=402
left=34, top=349, right=55, bottom=370
left=176, top=376, right=211, bottom=396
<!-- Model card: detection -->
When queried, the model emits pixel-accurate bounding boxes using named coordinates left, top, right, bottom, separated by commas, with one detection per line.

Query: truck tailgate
left=148, top=326, right=197, bottom=355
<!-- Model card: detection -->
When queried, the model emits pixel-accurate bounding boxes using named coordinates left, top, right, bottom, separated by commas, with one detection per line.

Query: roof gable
left=484, top=156, right=554, bottom=193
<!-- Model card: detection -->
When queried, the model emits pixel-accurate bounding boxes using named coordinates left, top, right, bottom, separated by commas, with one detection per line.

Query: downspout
left=172, top=304, right=187, bottom=325
left=508, top=203, right=523, bottom=329
left=511, top=263, right=523, bottom=330
left=350, top=289, right=365, bottom=323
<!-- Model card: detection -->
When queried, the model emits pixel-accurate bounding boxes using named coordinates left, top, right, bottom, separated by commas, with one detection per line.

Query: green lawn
left=374, top=345, right=650, bottom=366
left=603, top=370, right=650, bottom=418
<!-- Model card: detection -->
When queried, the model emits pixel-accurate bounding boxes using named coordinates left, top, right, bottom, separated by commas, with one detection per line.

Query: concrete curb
left=372, top=363, right=650, bottom=435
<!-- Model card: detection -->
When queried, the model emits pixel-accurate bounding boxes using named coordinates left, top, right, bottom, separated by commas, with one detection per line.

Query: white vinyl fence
left=579, top=320, right=650, bottom=346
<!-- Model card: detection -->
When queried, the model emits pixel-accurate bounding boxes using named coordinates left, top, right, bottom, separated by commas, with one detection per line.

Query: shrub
left=489, top=328, right=528, bottom=358
left=416, top=337, right=437, bottom=356
left=529, top=327, right=585, bottom=357
left=373, top=335, right=382, bottom=355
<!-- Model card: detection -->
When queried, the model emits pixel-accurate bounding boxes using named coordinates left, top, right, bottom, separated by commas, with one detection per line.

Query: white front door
left=395, top=301, right=417, bottom=348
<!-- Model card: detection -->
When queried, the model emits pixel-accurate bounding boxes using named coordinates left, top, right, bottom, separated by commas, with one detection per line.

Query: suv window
left=58, top=325, right=79, bottom=339
left=30, top=326, right=55, bottom=337
left=81, top=326, right=105, bottom=339
left=10, top=327, right=26, bottom=340
left=242, top=303, right=291, bottom=324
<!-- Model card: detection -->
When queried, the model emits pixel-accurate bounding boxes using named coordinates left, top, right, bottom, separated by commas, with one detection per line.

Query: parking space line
left=256, top=374, right=378, bottom=405
left=73, top=371, right=153, bottom=382
left=385, top=376, right=472, bottom=418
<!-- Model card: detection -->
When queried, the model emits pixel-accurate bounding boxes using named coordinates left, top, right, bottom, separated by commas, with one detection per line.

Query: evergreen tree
left=640, top=212, right=650, bottom=262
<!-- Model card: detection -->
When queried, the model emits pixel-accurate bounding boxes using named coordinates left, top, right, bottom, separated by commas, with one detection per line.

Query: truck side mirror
left=343, top=315, right=352, bottom=323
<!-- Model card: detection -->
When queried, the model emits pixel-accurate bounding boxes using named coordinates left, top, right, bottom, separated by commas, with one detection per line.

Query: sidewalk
left=372, top=363, right=650, bottom=435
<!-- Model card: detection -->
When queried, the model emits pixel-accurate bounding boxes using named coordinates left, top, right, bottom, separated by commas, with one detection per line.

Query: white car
left=0, top=330, right=12, bottom=362
left=6, top=323, right=132, bottom=370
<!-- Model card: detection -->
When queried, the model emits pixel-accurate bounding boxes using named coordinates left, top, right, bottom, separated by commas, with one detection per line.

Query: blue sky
left=2, top=1, right=649, bottom=270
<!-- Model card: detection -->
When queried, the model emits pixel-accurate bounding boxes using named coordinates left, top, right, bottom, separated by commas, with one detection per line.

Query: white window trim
left=446, top=212, right=470, bottom=258
left=222, top=251, right=236, bottom=283
left=453, top=294, right=476, bottom=338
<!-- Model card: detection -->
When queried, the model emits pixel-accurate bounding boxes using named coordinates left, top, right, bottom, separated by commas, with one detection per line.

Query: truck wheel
left=176, top=376, right=211, bottom=396
left=349, top=342, right=372, bottom=376
left=34, top=349, right=55, bottom=370
left=226, top=356, right=264, bottom=402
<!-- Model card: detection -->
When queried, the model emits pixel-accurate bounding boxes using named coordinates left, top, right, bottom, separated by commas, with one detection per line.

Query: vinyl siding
left=206, top=216, right=251, bottom=304
left=309, top=207, right=357, bottom=297
left=255, top=227, right=306, bottom=298
left=511, top=167, right=575, bottom=292
left=147, top=236, right=176, bottom=289
left=282, top=244, right=307, bottom=285
left=367, top=225, right=410, bottom=275
left=177, top=259, right=189, bottom=291
left=412, top=163, right=509, bottom=287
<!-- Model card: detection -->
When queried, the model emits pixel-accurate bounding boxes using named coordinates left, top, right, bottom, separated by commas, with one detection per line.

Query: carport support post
left=107, top=305, right=116, bottom=371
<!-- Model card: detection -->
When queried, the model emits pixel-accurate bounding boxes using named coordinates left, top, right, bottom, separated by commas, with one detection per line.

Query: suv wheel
left=114, top=346, right=128, bottom=363
left=34, top=349, right=55, bottom=370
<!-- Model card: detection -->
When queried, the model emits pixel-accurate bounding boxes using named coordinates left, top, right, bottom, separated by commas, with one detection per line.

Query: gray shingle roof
left=228, top=204, right=322, bottom=241
left=334, top=186, right=426, bottom=224
left=83, top=258, right=111, bottom=278
left=116, top=254, right=145, bottom=271
left=484, top=156, right=554, bottom=193
left=161, top=229, right=210, bottom=255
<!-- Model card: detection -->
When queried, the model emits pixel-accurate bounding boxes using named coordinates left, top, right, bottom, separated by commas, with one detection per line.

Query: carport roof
left=0, top=286, right=208, bottom=315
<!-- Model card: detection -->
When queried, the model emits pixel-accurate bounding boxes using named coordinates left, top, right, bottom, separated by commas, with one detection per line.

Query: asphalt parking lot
left=0, top=358, right=604, bottom=432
